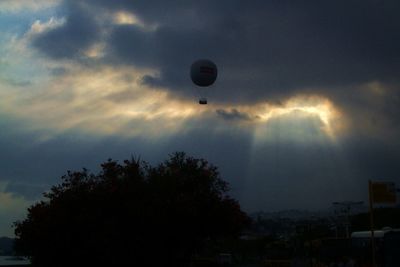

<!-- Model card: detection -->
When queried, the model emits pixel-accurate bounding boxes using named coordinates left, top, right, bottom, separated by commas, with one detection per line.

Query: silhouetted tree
left=14, top=152, right=250, bottom=267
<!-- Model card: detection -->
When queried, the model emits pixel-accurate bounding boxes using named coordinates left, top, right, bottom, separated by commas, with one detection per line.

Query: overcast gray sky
left=0, top=0, right=399, bottom=237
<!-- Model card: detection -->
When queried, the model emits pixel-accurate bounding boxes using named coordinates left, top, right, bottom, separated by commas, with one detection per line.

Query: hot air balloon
left=190, top=59, right=218, bottom=104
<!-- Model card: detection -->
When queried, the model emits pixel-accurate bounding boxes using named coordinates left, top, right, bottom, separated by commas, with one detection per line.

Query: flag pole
left=368, top=180, right=376, bottom=267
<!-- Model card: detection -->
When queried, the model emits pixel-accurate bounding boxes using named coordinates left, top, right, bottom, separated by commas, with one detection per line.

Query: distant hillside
left=0, top=237, right=15, bottom=255
left=250, top=209, right=331, bottom=221
left=250, top=206, right=368, bottom=221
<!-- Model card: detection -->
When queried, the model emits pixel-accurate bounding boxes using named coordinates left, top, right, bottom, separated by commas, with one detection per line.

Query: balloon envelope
left=190, top=59, right=218, bottom=87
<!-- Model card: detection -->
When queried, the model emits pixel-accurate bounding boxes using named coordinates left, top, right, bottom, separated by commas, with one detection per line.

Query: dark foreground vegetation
left=13, top=152, right=250, bottom=267
left=11, top=152, right=400, bottom=267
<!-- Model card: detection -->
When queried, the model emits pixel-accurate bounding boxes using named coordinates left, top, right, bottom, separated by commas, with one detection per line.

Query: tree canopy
left=14, top=152, right=250, bottom=266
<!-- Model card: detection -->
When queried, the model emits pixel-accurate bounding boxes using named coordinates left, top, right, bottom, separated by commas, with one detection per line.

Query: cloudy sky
left=0, top=0, right=400, bottom=237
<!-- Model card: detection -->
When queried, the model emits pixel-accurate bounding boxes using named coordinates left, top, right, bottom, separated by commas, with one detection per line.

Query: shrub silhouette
left=14, top=152, right=249, bottom=266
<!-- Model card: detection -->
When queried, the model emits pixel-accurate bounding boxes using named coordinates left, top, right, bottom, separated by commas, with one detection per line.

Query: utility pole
left=332, top=201, right=364, bottom=238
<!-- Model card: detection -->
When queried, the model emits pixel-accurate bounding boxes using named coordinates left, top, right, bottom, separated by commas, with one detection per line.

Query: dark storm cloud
left=108, top=0, right=400, bottom=102
left=32, top=2, right=100, bottom=59
left=33, top=0, right=400, bottom=102
left=324, top=83, right=400, bottom=139
left=216, top=108, right=255, bottom=121
left=12, top=0, right=400, bottom=212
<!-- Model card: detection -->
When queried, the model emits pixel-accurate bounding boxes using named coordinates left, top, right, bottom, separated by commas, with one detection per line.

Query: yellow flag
left=370, top=182, right=397, bottom=204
